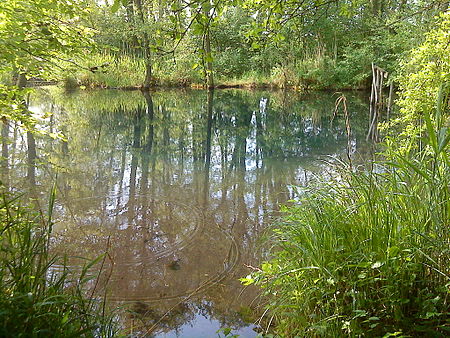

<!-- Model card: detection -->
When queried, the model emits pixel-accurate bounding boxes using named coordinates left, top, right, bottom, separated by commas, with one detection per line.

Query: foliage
left=242, top=13, right=450, bottom=337
left=61, top=1, right=448, bottom=89
left=1, top=1, right=447, bottom=89
left=0, top=0, right=93, bottom=128
left=242, top=93, right=449, bottom=336
left=393, top=11, right=450, bottom=150
left=0, top=0, right=93, bottom=77
left=0, top=85, right=37, bottom=130
left=0, top=189, right=117, bottom=337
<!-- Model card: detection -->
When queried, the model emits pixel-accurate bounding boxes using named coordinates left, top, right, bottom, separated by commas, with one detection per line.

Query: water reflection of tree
left=128, top=298, right=253, bottom=336
left=129, top=301, right=194, bottom=335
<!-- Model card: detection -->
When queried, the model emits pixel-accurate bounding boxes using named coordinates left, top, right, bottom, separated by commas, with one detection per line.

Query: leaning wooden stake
left=387, top=80, right=394, bottom=121
left=367, top=63, right=388, bottom=141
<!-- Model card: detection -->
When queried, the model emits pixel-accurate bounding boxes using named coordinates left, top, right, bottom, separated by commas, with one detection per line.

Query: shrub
left=393, top=12, right=450, bottom=151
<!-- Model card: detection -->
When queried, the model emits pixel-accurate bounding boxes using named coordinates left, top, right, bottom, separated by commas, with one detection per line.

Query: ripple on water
left=51, top=195, right=241, bottom=303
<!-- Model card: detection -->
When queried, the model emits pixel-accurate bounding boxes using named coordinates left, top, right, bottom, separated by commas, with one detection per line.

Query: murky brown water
left=3, top=88, right=371, bottom=336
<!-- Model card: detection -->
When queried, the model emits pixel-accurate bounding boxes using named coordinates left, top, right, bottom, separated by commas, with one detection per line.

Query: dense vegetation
left=0, top=1, right=114, bottom=336
left=0, top=0, right=449, bottom=336
left=70, top=0, right=448, bottom=89
left=242, top=11, right=449, bottom=337
left=0, top=189, right=117, bottom=337
left=1, top=1, right=449, bottom=89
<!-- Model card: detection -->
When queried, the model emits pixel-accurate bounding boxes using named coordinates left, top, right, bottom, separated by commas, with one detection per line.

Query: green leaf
left=251, top=41, right=260, bottom=49
left=438, top=127, right=449, bottom=153
left=61, top=311, right=70, bottom=324
left=240, top=275, right=255, bottom=286
left=111, top=0, right=121, bottom=13
left=204, top=53, right=213, bottom=63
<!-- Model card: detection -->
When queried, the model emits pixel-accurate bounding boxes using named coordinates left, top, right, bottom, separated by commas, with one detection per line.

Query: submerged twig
left=331, top=93, right=352, bottom=168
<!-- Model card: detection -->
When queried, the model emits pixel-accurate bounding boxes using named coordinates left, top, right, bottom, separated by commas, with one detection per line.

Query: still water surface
left=6, top=88, right=371, bottom=336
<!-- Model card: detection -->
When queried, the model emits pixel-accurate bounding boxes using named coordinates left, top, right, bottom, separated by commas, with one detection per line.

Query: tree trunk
left=204, top=26, right=214, bottom=89
left=134, top=0, right=153, bottom=88
left=143, top=59, right=152, bottom=89
left=16, top=73, right=27, bottom=88
left=1, top=117, right=9, bottom=189
left=371, top=0, right=381, bottom=16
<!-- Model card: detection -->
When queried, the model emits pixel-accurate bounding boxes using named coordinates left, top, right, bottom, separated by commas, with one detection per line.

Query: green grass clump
left=66, top=53, right=145, bottom=89
left=0, top=189, right=117, bottom=337
left=244, top=18, right=449, bottom=336
left=243, top=87, right=449, bottom=336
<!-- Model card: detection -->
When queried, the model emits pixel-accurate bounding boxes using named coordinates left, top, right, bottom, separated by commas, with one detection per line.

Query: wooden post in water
left=386, top=80, right=394, bottom=121
left=367, top=63, right=388, bottom=141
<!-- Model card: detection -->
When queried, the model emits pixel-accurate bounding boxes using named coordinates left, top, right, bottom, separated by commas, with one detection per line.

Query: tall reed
left=0, top=187, right=117, bottom=337
left=243, top=87, right=449, bottom=336
left=64, top=53, right=146, bottom=89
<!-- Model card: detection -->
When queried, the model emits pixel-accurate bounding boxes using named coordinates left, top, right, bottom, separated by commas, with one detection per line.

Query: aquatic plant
left=0, top=187, right=117, bottom=337
left=242, top=14, right=450, bottom=336
left=243, top=85, right=449, bottom=336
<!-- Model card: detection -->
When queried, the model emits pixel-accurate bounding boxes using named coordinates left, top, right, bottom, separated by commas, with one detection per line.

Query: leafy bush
left=155, top=46, right=204, bottom=87
left=394, top=12, right=450, bottom=149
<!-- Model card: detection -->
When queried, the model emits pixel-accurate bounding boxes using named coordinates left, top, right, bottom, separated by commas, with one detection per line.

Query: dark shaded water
left=2, top=88, right=371, bottom=336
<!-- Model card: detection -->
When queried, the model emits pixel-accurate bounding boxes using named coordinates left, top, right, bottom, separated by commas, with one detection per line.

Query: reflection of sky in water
left=157, top=313, right=258, bottom=338
left=10, top=88, right=371, bottom=337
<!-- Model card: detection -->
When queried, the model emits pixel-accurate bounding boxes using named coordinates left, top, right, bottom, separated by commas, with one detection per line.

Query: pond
left=3, top=88, right=371, bottom=337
